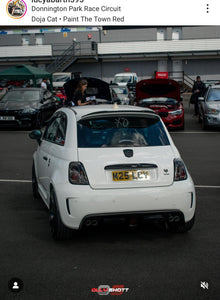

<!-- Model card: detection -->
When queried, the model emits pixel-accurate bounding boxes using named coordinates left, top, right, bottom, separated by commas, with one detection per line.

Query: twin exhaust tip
left=85, top=219, right=98, bottom=227
left=168, top=215, right=181, bottom=223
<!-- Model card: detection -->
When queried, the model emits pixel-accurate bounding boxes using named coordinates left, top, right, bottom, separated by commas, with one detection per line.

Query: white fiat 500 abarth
left=29, top=105, right=196, bottom=240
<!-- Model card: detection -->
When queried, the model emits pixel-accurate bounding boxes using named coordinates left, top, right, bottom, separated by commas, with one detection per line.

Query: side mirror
left=198, top=97, right=204, bottom=102
left=42, top=91, right=52, bottom=102
left=29, top=130, right=42, bottom=145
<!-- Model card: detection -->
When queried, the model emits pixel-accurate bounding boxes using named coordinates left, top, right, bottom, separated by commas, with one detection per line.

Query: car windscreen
left=53, top=75, right=70, bottom=82
left=1, top=90, right=40, bottom=102
left=114, top=76, right=132, bottom=83
left=207, top=88, right=220, bottom=101
left=77, top=114, right=170, bottom=148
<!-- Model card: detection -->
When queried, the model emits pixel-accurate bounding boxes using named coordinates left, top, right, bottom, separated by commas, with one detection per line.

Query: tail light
left=69, top=162, right=89, bottom=185
left=174, top=159, right=187, bottom=181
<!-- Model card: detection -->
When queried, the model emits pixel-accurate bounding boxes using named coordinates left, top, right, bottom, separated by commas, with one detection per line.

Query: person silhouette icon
left=8, top=277, right=23, bottom=293
left=12, top=282, right=19, bottom=289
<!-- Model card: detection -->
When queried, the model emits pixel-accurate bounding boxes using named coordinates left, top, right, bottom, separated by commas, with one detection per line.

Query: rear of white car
left=31, top=105, right=196, bottom=240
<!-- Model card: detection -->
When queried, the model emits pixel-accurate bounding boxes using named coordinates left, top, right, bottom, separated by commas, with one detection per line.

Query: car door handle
left=43, top=156, right=48, bottom=161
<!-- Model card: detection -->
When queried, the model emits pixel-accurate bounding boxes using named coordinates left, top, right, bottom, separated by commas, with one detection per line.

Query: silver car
left=198, top=84, right=220, bottom=129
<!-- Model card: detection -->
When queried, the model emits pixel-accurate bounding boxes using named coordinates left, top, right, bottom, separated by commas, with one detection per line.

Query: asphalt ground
left=0, top=96, right=220, bottom=300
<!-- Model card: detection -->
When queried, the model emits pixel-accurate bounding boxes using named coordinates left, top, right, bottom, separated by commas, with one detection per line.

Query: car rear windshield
left=77, top=114, right=170, bottom=148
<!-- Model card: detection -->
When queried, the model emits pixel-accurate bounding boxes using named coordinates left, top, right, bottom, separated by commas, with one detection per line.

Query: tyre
left=35, top=112, right=44, bottom=129
left=32, top=162, right=40, bottom=199
left=201, top=114, right=209, bottom=130
left=167, top=215, right=195, bottom=233
left=49, top=188, right=73, bottom=240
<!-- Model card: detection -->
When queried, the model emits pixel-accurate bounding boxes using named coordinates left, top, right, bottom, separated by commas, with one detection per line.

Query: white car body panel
left=78, top=146, right=175, bottom=189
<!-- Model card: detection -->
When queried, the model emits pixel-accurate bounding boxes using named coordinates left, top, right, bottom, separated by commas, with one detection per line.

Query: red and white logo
left=91, top=285, right=129, bottom=296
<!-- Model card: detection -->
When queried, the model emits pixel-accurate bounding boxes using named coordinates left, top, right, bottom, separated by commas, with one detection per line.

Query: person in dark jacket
left=73, top=78, right=93, bottom=106
left=192, top=76, right=205, bottom=116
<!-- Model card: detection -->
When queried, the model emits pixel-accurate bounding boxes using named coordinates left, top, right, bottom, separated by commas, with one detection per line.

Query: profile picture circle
left=7, top=0, right=27, bottom=19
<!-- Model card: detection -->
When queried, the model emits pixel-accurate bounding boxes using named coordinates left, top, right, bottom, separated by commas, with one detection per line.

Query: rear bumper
left=54, top=179, right=196, bottom=230
left=80, top=210, right=185, bottom=229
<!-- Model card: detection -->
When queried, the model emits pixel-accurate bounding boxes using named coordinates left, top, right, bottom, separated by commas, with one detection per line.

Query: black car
left=0, top=88, right=60, bottom=128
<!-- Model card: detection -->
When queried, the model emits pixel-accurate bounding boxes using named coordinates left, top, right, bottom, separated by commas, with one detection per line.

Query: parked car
left=64, top=77, right=112, bottom=105
left=29, top=105, right=196, bottom=240
left=136, top=79, right=184, bottom=130
left=203, top=80, right=220, bottom=89
left=52, top=72, right=72, bottom=88
left=113, top=72, right=138, bottom=87
left=110, top=85, right=130, bottom=105
left=198, top=84, right=220, bottom=129
left=0, top=88, right=60, bottom=128
left=13, top=8, right=24, bottom=16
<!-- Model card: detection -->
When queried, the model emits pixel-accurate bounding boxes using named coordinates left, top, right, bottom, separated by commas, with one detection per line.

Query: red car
left=136, top=79, right=184, bottom=130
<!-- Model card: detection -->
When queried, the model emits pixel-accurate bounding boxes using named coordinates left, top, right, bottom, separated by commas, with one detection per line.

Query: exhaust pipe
left=168, top=215, right=180, bottom=223
left=85, top=220, right=92, bottom=227
left=92, top=219, right=98, bottom=226
left=85, top=219, right=98, bottom=227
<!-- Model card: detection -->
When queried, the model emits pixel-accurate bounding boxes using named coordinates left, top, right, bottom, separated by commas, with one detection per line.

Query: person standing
left=192, top=76, right=205, bottom=116
left=41, top=78, right=48, bottom=91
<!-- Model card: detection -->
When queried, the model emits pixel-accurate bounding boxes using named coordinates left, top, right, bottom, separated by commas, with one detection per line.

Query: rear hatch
left=77, top=111, right=175, bottom=189
left=78, top=147, right=174, bottom=189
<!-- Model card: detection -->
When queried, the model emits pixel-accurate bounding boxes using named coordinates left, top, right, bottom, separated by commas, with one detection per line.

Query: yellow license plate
left=112, top=170, right=150, bottom=181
